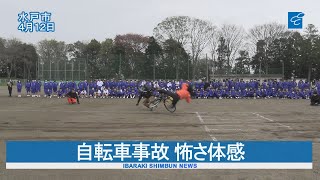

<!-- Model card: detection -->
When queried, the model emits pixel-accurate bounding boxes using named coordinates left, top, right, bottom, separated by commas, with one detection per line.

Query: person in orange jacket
left=158, top=83, right=193, bottom=108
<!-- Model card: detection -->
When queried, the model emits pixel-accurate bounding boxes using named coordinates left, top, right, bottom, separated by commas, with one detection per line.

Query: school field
left=0, top=86, right=319, bottom=180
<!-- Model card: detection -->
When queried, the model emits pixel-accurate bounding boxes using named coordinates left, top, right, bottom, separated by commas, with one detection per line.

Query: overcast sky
left=0, top=0, right=319, bottom=44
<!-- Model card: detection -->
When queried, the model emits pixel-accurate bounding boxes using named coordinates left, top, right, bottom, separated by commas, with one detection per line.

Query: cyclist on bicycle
left=158, top=83, right=193, bottom=108
left=136, top=81, right=153, bottom=108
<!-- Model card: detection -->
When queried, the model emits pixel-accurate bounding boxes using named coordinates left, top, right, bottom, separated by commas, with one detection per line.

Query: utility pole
left=119, top=53, right=122, bottom=79
left=259, top=57, right=262, bottom=80
left=212, top=53, right=215, bottom=80
left=281, top=60, right=284, bottom=79
left=64, top=60, right=66, bottom=81
left=206, top=54, right=209, bottom=82
left=36, top=58, right=38, bottom=80
left=85, top=54, right=88, bottom=80
left=187, top=59, right=190, bottom=80
left=49, top=58, right=51, bottom=80
left=279, top=41, right=284, bottom=80
left=71, top=59, right=74, bottom=81
left=42, top=61, right=44, bottom=80
left=153, top=53, right=155, bottom=81
left=175, top=48, right=179, bottom=80
left=78, top=60, right=81, bottom=81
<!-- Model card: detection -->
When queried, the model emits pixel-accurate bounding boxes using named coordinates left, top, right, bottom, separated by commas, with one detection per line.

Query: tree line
left=0, top=16, right=319, bottom=81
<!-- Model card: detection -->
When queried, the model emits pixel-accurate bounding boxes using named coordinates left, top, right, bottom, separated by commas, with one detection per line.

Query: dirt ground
left=0, top=87, right=319, bottom=180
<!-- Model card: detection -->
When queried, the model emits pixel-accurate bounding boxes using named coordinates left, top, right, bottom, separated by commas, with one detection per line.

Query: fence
left=38, top=58, right=87, bottom=81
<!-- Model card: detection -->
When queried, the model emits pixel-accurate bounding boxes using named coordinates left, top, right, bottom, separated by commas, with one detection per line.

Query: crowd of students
left=12, top=79, right=320, bottom=99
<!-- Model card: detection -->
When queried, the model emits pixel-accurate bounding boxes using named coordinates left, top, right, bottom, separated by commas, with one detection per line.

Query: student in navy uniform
left=130, top=88, right=136, bottom=99
left=241, top=89, right=247, bottom=99
left=59, top=81, right=65, bottom=96
left=36, top=80, right=41, bottom=97
left=255, top=88, right=262, bottom=99
left=247, top=88, right=254, bottom=98
left=77, top=81, right=81, bottom=91
left=305, top=89, right=311, bottom=99
left=278, top=90, right=284, bottom=99
left=49, top=81, right=54, bottom=98
left=89, top=88, right=95, bottom=98
left=216, top=88, right=222, bottom=99
left=57, top=88, right=64, bottom=98
left=298, top=89, right=305, bottom=99
left=203, top=90, right=208, bottom=99
left=221, top=89, right=227, bottom=99
left=25, top=80, right=31, bottom=96
left=52, top=81, right=58, bottom=96
left=83, top=80, right=88, bottom=93
left=17, top=80, right=22, bottom=97
left=208, top=88, right=214, bottom=99
left=230, top=87, right=236, bottom=99
left=31, top=80, right=37, bottom=97
left=199, top=88, right=204, bottom=99
left=119, top=88, right=125, bottom=98
left=271, top=88, right=277, bottom=98
left=44, top=80, right=49, bottom=97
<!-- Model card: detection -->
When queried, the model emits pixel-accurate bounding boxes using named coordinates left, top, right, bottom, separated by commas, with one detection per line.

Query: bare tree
left=188, top=18, right=216, bottom=79
left=248, top=22, right=287, bottom=52
left=208, top=29, right=220, bottom=77
left=219, top=24, right=245, bottom=74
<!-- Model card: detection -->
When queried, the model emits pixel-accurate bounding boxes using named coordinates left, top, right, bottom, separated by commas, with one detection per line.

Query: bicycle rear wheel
left=150, top=97, right=161, bottom=108
left=164, top=97, right=176, bottom=113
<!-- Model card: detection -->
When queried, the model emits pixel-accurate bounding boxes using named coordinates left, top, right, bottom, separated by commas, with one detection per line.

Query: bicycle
left=149, top=93, right=176, bottom=113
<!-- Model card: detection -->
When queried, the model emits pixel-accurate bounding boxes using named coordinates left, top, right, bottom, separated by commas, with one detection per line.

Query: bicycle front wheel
left=164, top=97, right=176, bottom=113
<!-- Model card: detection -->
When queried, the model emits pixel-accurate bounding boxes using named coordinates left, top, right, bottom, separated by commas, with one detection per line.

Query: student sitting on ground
left=101, top=87, right=109, bottom=98
left=95, top=89, right=102, bottom=98
left=80, top=89, right=87, bottom=98
left=89, top=88, right=95, bottom=98
left=57, top=88, right=64, bottom=98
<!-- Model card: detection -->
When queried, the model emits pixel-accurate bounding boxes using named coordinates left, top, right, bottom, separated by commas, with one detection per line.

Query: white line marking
left=207, top=124, right=246, bottom=126
left=208, top=128, right=259, bottom=132
left=209, top=128, right=243, bottom=131
left=196, top=112, right=217, bottom=141
left=252, top=113, right=274, bottom=122
left=209, top=134, right=217, bottom=140
left=252, top=113, right=293, bottom=130
left=276, top=123, right=293, bottom=129
left=205, top=124, right=284, bottom=128
left=0, top=109, right=109, bottom=113
left=196, top=112, right=278, bottom=114
left=196, top=112, right=205, bottom=123
left=204, top=119, right=262, bottom=121
left=0, top=109, right=164, bottom=114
